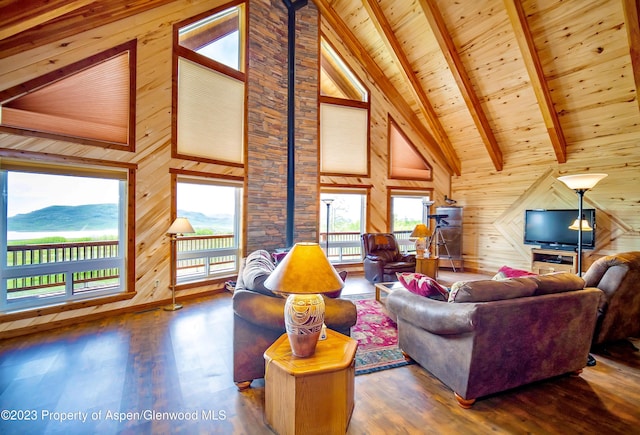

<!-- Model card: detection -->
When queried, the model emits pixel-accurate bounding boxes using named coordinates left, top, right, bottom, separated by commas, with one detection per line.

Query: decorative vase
left=284, top=293, right=325, bottom=357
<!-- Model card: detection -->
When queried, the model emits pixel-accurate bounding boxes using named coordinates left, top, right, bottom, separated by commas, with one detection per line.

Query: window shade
left=177, top=57, right=244, bottom=164
left=320, top=103, right=368, bottom=175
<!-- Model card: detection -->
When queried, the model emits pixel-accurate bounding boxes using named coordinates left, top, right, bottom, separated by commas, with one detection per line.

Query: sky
left=7, top=172, right=119, bottom=217
left=7, top=172, right=236, bottom=219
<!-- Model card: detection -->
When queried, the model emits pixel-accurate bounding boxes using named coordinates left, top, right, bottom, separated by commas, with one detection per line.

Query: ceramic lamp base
left=284, top=293, right=325, bottom=357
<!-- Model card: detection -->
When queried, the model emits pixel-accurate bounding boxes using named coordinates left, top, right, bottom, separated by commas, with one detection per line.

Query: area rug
left=350, top=297, right=413, bottom=375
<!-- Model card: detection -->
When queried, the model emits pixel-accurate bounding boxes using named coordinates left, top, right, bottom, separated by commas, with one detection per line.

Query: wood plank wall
left=0, top=0, right=453, bottom=336
left=322, top=0, right=640, bottom=275
left=0, top=0, right=239, bottom=336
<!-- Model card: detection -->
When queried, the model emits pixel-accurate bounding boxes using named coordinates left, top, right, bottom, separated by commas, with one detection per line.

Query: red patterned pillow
left=396, top=272, right=449, bottom=299
left=492, top=265, right=537, bottom=280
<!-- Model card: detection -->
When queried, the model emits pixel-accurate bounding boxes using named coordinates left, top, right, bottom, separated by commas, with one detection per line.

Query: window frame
left=171, top=169, right=243, bottom=289
left=319, top=36, right=371, bottom=177
left=388, top=189, right=434, bottom=253
left=320, top=187, right=369, bottom=264
left=172, top=1, right=247, bottom=166
left=0, top=40, right=137, bottom=151
left=0, top=150, right=136, bottom=315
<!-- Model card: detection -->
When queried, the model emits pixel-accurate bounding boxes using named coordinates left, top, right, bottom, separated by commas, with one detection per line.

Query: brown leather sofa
left=232, top=250, right=357, bottom=390
left=583, top=251, right=640, bottom=347
left=362, top=233, right=416, bottom=283
left=387, top=272, right=602, bottom=407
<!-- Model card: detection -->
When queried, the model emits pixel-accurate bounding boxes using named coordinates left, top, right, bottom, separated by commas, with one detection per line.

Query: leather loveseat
left=232, top=250, right=357, bottom=390
left=387, top=272, right=603, bottom=407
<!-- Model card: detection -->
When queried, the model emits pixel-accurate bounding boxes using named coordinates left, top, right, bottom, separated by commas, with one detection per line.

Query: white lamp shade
left=557, top=173, right=608, bottom=190
left=569, top=219, right=593, bottom=231
left=167, top=217, right=195, bottom=235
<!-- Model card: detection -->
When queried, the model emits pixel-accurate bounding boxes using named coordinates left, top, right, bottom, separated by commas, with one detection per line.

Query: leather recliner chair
left=583, top=251, right=640, bottom=347
left=361, top=233, right=416, bottom=283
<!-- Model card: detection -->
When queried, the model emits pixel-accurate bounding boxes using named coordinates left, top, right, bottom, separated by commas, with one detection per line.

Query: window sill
left=0, top=292, right=136, bottom=323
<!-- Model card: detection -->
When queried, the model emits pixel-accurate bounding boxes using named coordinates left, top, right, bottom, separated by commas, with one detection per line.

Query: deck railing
left=6, top=230, right=409, bottom=298
left=4, top=235, right=240, bottom=299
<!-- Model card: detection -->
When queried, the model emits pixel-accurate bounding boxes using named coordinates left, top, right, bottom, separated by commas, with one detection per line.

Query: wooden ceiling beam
left=418, top=0, right=503, bottom=172
left=314, top=0, right=458, bottom=175
left=622, top=0, right=640, bottom=113
left=0, top=0, right=95, bottom=41
left=0, top=0, right=175, bottom=60
left=362, top=0, right=461, bottom=175
left=504, top=0, right=567, bottom=164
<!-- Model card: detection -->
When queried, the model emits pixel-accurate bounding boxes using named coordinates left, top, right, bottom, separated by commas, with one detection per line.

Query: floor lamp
left=165, top=217, right=195, bottom=311
left=557, top=173, right=607, bottom=277
left=322, top=198, right=334, bottom=257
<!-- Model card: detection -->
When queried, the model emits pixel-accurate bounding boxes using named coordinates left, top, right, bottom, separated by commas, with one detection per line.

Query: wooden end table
left=264, top=329, right=358, bottom=434
left=416, top=256, right=439, bottom=279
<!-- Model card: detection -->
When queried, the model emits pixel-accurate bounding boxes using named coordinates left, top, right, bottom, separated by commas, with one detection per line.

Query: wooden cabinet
left=531, top=248, right=578, bottom=274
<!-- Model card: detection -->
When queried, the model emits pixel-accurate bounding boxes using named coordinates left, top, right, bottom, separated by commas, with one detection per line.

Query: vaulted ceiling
left=1, top=0, right=638, bottom=177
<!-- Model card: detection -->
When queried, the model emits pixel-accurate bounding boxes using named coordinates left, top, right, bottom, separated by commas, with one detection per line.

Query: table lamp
left=264, top=242, right=344, bottom=357
left=410, top=223, right=432, bottom=258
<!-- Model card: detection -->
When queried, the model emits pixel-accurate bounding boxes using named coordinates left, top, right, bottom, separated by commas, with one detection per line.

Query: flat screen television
left=524, top=209, right=596, bottom=250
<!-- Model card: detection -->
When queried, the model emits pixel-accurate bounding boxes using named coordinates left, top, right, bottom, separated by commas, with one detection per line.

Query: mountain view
left=7, top=204, right=233, bottom=233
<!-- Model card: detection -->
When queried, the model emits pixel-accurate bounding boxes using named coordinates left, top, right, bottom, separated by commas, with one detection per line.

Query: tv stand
left=531, top=248, right=578, bottom=274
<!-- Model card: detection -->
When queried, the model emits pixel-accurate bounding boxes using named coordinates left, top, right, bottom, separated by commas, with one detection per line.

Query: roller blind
left=177, top=57, right=244, bottom=164
left=320, top=103, right=368, bottom=175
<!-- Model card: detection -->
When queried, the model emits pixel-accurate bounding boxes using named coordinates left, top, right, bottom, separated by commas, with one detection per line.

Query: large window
left=320, top=38, right=370, bottom=176
left=173, top=3, right=246, bottom=165
left=390, top=191, right=433, bottom=253
left=1, top=160, right=130, bottom=312
left=175, top=176, right=242, bottom=285
left=320, top=189, right=367, bottom=264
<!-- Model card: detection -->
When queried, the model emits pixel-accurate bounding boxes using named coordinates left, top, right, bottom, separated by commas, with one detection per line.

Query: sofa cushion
left=397, top=272, right=449, bottom=299
left=448, top=277, right=538, bottom=303
left=242, top=250, right=277, bottom=297
left=531, top=272, right=585, bottom=295
left=492, top=265, right=537, bottom=280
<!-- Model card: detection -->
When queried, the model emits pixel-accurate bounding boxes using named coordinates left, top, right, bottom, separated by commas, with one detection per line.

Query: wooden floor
left=1, top=271, right=639, bottom=434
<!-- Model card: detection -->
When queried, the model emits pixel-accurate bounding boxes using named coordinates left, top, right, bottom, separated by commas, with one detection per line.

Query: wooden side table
left=416, top=256, right=439, bottom=279
left=264, top=329, right=358, bottom=435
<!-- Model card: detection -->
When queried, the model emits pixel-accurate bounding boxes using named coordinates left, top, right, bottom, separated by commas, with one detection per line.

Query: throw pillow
left=242, top=250, right=278, bottom=297
left=532, top=272, right=585, bottom=295
left=492, top=265, right=537, bottom=280
left=397, top=272, right=449, bottom=299
left=448, top=277, right=538, bottom=303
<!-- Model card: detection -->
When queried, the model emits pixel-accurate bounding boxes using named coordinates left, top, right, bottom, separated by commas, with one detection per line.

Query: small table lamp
left=410, top=223, right=433, bottom=258
left=264, top=242, right=345, bottom=357
left=165, top=217, right=195, bottom=311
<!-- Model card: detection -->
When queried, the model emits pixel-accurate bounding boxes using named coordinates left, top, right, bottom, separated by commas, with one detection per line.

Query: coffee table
left=374, top=281, right=405, bottom=303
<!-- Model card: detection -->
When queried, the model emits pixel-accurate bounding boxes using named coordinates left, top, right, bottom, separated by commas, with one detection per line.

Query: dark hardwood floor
left=1, top=272, right=639, bottom=434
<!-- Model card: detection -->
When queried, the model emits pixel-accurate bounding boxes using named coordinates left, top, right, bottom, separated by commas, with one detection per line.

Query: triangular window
left=389, top=117, right=432, bottom=180
left=0, top=41, right=136, bottom=150
left=320, top=38, right=367, bottom=102
left=178, top=5, right=244, bottom=73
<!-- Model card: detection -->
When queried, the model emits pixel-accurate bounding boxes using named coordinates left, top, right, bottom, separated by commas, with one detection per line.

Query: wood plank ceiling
left=1, top=0, right=638, bottom=177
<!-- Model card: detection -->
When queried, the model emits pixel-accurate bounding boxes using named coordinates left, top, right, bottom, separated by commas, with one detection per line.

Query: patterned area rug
left=350, top=297, right=413, bottom=375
